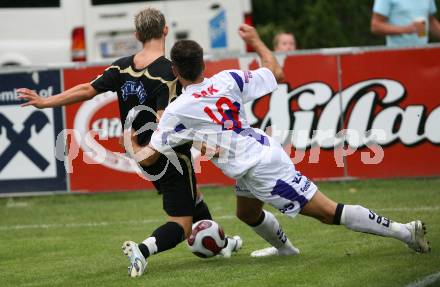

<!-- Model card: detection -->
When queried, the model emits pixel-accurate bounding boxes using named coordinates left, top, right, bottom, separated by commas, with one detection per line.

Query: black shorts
left=143, top=146, right=197, bottom=217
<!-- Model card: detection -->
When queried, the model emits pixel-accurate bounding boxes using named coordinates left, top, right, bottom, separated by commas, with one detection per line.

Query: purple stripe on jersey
left=229, top=72, right=244, bottom=92
left=161, top=124, right=186, bottom=144
left=271, top=179, right=308, bottom=209
left=239, top=128, right=270, bottom=146
left=174, top=123, right=186, bottom=133
left=161, top=132, right=170, bottom=145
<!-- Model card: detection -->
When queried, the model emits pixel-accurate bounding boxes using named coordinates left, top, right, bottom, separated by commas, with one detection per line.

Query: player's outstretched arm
left=132, top=144, right=161, bottom=167
left=238, top=23, right=284, bottom=83
left=17, top=83, right=98, bottom=109
left=124, top=129, right=161, bottom=166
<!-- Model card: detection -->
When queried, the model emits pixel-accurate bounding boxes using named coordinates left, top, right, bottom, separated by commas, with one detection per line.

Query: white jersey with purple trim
left=150, top=67, right=277, bottom=179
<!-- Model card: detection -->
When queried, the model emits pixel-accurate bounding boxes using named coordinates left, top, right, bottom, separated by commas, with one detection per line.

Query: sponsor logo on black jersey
left=121, top=81, right=147, bottom=104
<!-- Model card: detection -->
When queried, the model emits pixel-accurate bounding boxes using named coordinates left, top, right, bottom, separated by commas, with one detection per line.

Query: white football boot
left=122, top=241, right=148, bottom=277
left=219, top=235, right=243, bottom=258
left=250, top=246, right=300, bottom=258
left=406, top=220, right=431, bottom=253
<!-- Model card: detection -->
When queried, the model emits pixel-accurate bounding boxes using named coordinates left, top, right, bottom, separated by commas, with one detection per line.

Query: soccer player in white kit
left=128, top=24, right=430, bottom=257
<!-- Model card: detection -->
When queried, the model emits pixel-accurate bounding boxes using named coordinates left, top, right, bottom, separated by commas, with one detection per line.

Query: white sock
left=142, top=237, right=158, bottom=255
left=251, top=210, right=297, bottom=255
left=341, top=205, right=411, bottom=243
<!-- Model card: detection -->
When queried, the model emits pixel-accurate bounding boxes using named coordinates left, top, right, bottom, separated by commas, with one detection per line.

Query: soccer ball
left=187, top=220, right=226, bottom=258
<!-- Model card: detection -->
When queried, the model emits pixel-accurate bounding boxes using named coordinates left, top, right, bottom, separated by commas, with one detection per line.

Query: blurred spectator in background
left=371, top=0, right=440, bottom=47
left=273, top=32, right=296, bottom=52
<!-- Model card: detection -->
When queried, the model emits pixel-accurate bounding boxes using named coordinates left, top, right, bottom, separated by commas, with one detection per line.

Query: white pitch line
left=404, top=271, right=440, bottom=287
left=0, top=206, right=438, bottom=232
left=0, top=214, right=236, bottom=231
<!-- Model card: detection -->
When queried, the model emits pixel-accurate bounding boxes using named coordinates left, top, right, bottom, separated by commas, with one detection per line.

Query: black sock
left=138, top=243, right=151, bottom=259
left=192, top=200, right=212, bottom=223
left=333, top=203, right=345, bottom=225
left=138, top=221, right=185, bottom=259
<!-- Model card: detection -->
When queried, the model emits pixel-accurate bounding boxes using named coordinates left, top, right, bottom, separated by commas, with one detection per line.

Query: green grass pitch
left=1, top=178, right=439, bottom=287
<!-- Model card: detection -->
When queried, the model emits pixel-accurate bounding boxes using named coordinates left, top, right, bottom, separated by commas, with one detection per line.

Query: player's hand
left=17, top=88, right=47, bottom=108
left=123, top=129, right=159, bottom=166
left=200, top=142, right=220, bottom=158
left=238, top=23, right=261, bottom=47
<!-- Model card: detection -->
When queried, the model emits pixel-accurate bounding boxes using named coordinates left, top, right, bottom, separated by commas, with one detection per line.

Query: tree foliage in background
left=253, top=0, right=440, bottom=49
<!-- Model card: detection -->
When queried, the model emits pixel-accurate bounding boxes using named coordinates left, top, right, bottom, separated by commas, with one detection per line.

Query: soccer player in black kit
left=17, top=7, right=241, bottom=278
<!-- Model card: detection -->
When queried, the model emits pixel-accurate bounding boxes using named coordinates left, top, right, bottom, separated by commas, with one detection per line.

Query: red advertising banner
left=63, top=47, right=440, bottom=192
left=340, top=48, right=440, bottom=178
left=247, top=54, right=346, bottom=180
left=64, top=67, right=154, bottom=192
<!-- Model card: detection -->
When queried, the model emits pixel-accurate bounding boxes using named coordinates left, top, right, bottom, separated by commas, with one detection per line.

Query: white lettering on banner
left=249, top=79, right=440, bottom=150
left=0, top=87, right=53, bottom=102
left=92, top=117, right=122, bottom=139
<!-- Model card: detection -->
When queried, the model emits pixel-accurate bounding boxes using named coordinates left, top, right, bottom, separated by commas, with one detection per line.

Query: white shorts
left=235, top=139, right=317, bottom=218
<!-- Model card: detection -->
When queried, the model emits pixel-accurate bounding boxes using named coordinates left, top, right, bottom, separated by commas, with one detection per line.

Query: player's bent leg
left=301, top=190, right=431, bottom=253
left=236, top=196, right=299, bottom=257
left=122, top=150, right=224, bottom=277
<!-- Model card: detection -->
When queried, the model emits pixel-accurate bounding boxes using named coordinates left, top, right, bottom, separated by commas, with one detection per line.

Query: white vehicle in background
left=0, top=0, right=252, bottom=66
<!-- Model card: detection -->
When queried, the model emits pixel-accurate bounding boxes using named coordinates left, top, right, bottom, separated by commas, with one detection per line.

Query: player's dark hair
left=171, top=40, right=204, bottom=82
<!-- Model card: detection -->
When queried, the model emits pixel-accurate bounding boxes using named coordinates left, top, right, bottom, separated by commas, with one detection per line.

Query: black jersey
left=91, top=55, right=181, bottom=145
left=91, top=54, right=198, bottom=217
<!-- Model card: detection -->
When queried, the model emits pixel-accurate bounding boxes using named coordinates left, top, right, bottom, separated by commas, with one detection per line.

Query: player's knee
left=176, top=222, right=192, bottom=239
left=169, top=216, right=193, bottom=239
left=182, top=225, right=192, bottom=239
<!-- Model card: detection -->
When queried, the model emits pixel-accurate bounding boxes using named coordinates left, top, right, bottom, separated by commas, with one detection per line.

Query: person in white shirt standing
left=128, top=24, right=431, bottom=257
